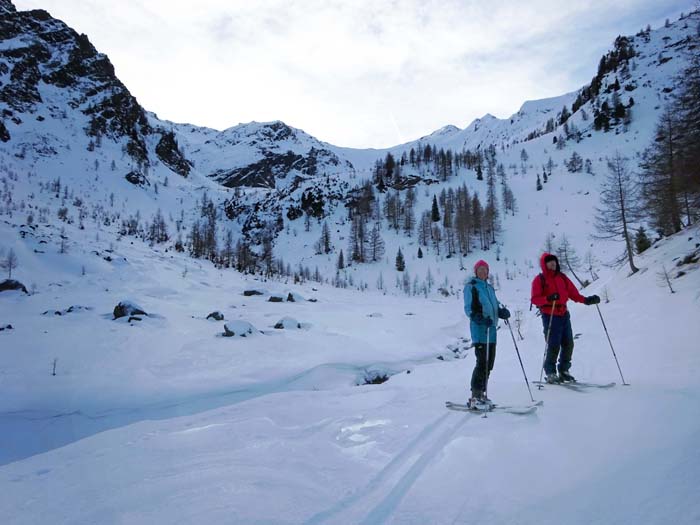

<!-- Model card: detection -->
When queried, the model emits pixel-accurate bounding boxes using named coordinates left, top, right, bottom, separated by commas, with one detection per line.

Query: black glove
left=498, top=306, right=511, bottom=320
left=546, top=293, right=560, bottom=302
left=585, top=295, right=600, bottom=305
left=472, top=312, right=494, bottom=327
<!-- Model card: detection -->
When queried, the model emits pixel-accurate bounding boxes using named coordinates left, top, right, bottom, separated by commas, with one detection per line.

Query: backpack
left=529, top=273, right=546, bottom=313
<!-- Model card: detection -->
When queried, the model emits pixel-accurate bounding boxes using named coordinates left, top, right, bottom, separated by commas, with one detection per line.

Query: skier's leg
left=470, top=343, right=487, bottom=396
left=558, top=312, right=575, bottom=373
left=542, top=314, right=563, bottom=375
left=487, top=343, right=497, bottom=377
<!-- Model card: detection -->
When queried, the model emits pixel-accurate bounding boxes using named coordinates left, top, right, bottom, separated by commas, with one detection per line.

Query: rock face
left=0, top=1, right=151, bottom=164
left=212, top=146, right=346, bottom=190
left=0, top=279, right=28, bottom=294
left=155, top=130, right=191, bottom=177
left=113, top=300, right=147, bottom=320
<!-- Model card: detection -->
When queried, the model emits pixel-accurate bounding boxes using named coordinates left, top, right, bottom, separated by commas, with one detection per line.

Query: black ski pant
left=541, top=311, right=574, bottom=375
left=471, top=343, right=496, bottom=396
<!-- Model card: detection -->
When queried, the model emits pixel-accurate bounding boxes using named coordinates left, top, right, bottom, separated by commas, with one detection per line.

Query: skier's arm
left=463, top=281, right=484, bottom=320
left=564, top=275, right=586, bottom=303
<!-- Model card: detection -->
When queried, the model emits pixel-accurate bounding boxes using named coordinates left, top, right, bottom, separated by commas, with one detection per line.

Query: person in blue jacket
left=463, top=259, right=510, bottom=408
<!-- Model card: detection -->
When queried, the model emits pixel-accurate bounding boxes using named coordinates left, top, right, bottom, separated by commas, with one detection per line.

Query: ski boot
left=468, top=392, right=493, bottom=411
left=545, top=373, right=561, bottom=384
left=559, top=370, right=576, bottom=383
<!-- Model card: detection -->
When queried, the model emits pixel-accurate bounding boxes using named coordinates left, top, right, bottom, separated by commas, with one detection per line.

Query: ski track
left=304, top=411, right=460, bottom=524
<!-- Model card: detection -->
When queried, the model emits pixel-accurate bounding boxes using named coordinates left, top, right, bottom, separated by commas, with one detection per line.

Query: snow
left=0, top=6, right=699, bottom=525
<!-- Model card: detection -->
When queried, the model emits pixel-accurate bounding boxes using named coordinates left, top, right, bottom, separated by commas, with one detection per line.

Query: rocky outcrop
left=0, top=279, right=28, bottom=294
left=156, top=130, right=192, bottom=177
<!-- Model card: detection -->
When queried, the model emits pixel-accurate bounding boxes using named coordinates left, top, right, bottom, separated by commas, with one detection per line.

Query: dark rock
left=128, top=316, right=142, bottom=322
left=308, top=298, right=318, bottom=303
left=0, top=324, right=13, bottom=331
left=125, top=171, right=149, bottom=186
left=207, top=311, right=224, bottom=321
left=156, top=130, right=192, bottom=177
left=0, top=120, right=9, bottom=142
left=243, top=289, right=264, bottom=296
left=268, top=296, right=284, bottom=303
left=0, top=279, right=28, bottom=294
left=113, top=300, right=147, bottom=319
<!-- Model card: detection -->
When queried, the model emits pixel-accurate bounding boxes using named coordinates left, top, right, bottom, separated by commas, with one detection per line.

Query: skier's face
left=546, top=260, right=557, bottom=271
left=476, top=266, right=488, bottom=280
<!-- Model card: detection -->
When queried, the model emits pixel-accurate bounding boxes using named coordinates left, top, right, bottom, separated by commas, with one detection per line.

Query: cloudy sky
left=14, top=0, right=692, bottom=148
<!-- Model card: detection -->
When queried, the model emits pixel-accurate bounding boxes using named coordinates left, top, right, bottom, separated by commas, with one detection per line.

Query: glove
left=498, top=306, right=511, bottom=320
left=472, top=312, right=494, bottom=327
left=585, top=295, right=600, bottom=305
left=546, top=293, right=560, bottom=302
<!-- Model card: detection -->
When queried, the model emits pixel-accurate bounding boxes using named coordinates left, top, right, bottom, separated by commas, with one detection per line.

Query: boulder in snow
left=113, top=300, right=147, bottom=320
left=207, top=311, right=225, bottom=321
left=274, top=317, right=302, bottom=330
left=243, top=289, right=265, bottom=297
left=0, top=324, right=13, bottom=331
left=0, top=280, right=28, bottom=294
left=286, top=292, right=305, bottom=302
left=223, top=320, right=257, bottom=338
left=268, top=296, right=284, bottom=303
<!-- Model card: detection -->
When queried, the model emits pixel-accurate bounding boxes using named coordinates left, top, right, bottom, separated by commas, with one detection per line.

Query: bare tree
left=594, top=152, right=642, bottom=273
left=1, top=248, right=18, bottom=279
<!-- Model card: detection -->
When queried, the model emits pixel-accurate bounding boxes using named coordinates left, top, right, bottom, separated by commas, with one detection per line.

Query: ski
left=445, top=400, right=542, bottom=415
left=532, top=380, right=616, bottom=390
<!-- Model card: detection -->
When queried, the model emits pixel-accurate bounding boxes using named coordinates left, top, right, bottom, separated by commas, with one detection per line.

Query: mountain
left=0, top=0, right=698, bottom=278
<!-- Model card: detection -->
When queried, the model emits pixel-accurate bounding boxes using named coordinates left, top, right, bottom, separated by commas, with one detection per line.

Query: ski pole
left=538, top=299, right=556, bottom=389
left=505, top=318, right=535, bottom=402
left=595, top=304, right=629, bottom=385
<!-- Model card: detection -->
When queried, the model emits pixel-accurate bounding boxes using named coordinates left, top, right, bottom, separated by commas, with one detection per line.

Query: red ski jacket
left=531, top=252, right=586, bottom=316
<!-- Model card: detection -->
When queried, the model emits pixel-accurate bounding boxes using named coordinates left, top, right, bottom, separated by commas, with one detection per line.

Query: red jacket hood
left=540, top=252, right=561, bottom=275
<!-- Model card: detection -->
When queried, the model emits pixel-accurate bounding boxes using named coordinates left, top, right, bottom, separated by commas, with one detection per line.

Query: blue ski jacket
left=463, top=277, right=500, bottom=344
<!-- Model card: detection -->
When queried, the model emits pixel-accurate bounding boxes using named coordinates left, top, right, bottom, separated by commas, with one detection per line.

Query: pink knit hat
left=473, top=259, right=489, bottom=275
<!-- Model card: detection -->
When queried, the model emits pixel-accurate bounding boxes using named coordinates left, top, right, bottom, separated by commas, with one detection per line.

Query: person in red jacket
left=531, top=252, right=600, bottom=383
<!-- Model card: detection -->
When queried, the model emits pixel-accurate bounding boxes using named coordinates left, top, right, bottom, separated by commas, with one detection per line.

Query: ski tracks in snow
left=305, top=411, right=471, bottom=525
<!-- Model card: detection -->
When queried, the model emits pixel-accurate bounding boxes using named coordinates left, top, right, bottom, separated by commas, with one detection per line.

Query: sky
left=13, top=0, right=693, bottom=149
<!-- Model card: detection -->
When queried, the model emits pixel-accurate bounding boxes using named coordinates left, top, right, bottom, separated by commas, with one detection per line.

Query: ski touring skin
left=445, top=400, right=543, bottom=415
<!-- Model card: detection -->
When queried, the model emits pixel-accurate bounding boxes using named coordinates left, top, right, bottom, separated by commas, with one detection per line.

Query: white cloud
left=13, top=0, right=691, bottom=148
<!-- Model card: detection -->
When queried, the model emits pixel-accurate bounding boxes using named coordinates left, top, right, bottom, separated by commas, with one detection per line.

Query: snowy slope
left=0, top=212, right=698, bottom=524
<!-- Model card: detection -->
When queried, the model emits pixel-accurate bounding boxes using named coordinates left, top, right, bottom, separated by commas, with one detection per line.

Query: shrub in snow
left=113, top=300, right=147, bottom=320
left=0, top=279, right=28, bottom=294
left=360, top=371, right=391, bottom=385
left=274, top=317, right=301, bottom=330
left=207, top=311, right=224, bottom=321
left=223, top=321, right=257, bottom=337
